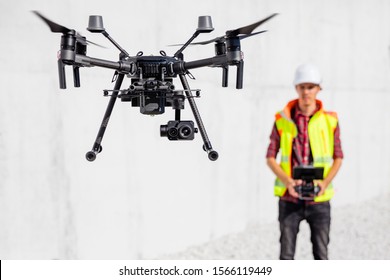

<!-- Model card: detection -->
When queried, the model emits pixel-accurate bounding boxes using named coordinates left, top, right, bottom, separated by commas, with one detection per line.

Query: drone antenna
left=174, top=31, right=200, bottom=59
left=87, top=15, right=129, bottom=57
left=174, top=16, right=214, bottom=59
left=102, top=31, right=130, bottom=57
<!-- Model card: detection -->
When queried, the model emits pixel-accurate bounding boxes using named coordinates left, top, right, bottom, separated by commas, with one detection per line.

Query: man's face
left=295, top=83, right=321, bottom=107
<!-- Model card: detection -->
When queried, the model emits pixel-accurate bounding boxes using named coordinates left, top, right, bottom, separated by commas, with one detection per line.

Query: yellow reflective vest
left=273, top=99, right=338, bottom=202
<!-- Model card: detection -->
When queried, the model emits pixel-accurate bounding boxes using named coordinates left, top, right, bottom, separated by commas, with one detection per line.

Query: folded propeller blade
left=238, top=30, right=268, bottom=40
left=32, top=11, right=71, bottom=34
left=33, top=11, right=105, bottom=48
left=226, top=13, right=278, bottom=37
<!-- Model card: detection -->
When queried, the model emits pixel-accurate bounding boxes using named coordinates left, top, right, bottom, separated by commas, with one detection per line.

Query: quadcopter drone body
left=34, top=11, right=277, bottom=161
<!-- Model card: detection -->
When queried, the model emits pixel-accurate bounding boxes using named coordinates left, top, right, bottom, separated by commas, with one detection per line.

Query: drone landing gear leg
left=179, top=74, right=219, bottom=161
left=85, top=73, right=125, bottom=161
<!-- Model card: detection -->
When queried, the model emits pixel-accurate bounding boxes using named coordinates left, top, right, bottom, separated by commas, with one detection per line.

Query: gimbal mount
left=34, top=11, right=277, bottom=161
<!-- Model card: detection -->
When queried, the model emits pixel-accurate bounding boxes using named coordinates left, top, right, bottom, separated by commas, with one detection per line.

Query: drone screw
left=86, top=151, right=97, bottom=162
left=208, top=150, right=219, bottom=161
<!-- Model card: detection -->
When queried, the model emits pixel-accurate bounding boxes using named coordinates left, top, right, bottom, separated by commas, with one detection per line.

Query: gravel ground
left=162, top=193, right=390, bottom=260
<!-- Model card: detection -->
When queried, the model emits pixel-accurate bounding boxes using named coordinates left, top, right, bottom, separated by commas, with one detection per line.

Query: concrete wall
left=0, top=0, right=389, bottom=259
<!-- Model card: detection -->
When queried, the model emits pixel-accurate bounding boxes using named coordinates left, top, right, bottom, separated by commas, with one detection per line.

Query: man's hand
left=315, top=180, right=330, bottom=197
left=315, top=158, right=343, bottom=197
left=267, top=157, right=305, bottom=198
left=282, top=178, right=303, bottom=198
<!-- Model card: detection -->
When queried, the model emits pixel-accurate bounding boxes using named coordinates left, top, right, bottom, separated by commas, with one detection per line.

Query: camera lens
left=168, top=127, right=178, bottom=138
left=178, top=124, right=193, bottom=139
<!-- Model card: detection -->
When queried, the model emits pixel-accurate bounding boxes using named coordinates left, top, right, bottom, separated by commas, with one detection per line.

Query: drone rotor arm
left=174, top=55, right=227, bottom=74
left=73, top=54, right=134, bottom=73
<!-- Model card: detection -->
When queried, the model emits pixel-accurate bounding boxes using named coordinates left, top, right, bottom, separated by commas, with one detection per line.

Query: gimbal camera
left=293, top=166, right=324, bottom=200
left=33, top=11, right=277, bottom=161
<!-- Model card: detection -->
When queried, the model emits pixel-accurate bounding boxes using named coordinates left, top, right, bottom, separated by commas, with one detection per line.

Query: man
left=266, top=63, right=343, bottom=260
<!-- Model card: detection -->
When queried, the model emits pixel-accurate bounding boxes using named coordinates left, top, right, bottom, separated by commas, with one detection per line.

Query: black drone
left=34, top=11, right=277, bottom=161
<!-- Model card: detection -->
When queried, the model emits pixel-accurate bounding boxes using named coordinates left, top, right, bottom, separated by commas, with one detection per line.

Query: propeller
left=33, top=10, right=71, bottom=34
left=188, top=13, right=278, bottom=46
left=32, top=11, right=104, bottom=47
left=77, top=36, right=106, bottom=48
left=186, top=30, right=268, bottom=46
left=226, top=13, right=278, bottom=37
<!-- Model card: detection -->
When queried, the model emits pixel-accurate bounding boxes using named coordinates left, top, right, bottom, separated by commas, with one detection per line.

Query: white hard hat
left=293, top=63, right=322, bottom=86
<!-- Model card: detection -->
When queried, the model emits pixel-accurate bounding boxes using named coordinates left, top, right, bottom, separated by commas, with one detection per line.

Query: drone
left=33, top=11, right=277, bottom=161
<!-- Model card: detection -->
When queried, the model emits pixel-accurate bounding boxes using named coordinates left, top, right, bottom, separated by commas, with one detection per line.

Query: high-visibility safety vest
left=273, top=99, right=338, bottom=202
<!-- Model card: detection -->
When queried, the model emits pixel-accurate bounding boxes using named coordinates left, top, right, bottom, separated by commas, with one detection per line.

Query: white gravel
left=162, top=193, right=390, bottom=260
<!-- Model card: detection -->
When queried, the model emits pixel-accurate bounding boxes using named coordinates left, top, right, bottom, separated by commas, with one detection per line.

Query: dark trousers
left=278, top=199, right=331, bottom=260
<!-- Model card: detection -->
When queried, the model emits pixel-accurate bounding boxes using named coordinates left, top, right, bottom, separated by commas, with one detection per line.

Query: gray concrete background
left=162, top=193, right=390, bottom=259
left=0, top=0, right=389, bottom=259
